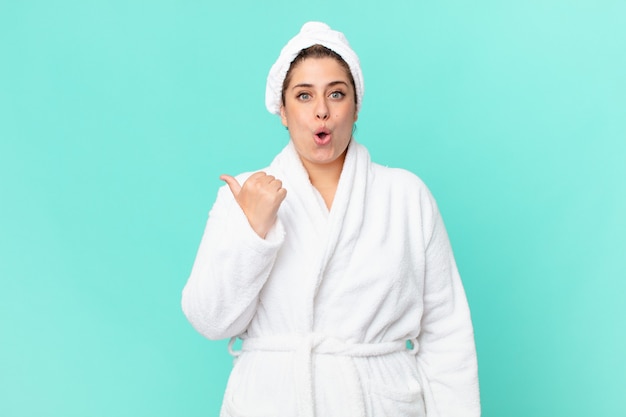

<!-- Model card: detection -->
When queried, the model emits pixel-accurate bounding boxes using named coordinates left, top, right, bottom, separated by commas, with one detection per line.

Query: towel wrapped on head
left=265, top=21, right=365, bottom=115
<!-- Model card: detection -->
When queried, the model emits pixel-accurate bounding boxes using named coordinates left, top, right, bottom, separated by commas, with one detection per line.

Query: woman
left=182, top=22, right=480, bottom=417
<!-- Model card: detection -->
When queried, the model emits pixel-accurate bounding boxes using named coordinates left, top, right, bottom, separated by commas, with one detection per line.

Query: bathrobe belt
left=228, top=334, right=420, bottom=417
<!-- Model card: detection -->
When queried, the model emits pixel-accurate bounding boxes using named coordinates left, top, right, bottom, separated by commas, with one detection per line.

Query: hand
left=220, top=172, right=287, bottom=239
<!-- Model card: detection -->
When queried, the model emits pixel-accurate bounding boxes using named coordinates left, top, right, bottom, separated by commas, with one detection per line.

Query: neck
left=301, top=151, right=346, bottom=210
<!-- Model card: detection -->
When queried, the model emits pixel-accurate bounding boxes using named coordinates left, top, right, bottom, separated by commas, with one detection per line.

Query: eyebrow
left=291, top=80, right=349, bottom=90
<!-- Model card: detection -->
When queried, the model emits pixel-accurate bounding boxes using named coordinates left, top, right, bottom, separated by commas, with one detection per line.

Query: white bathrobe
left=182, top=140, right=480, bottom=417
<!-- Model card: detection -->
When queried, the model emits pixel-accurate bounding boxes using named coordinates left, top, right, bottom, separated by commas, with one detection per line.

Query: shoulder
left=370, top=162, right=431, bottom=194
left=369, top=162, right=441, bottom=221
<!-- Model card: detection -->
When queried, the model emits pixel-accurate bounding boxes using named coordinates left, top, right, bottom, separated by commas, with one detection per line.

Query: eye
left=329, top=91, right=345, bottom=99
left=297, top=92, right=311, bottom=101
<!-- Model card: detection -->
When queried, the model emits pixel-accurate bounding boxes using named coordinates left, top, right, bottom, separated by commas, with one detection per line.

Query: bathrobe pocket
left=221, top=351, right=295, bottom=417
left=222, top=393, right=273, bottom=417
left=370, top=381, right=426, bottom=417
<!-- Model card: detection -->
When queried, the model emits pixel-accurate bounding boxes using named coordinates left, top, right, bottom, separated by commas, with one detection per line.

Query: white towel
left=265, top=21, right=364, bottom=115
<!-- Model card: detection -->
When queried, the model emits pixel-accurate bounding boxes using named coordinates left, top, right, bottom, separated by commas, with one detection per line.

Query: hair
left=281, top=44, right=357, bottom=108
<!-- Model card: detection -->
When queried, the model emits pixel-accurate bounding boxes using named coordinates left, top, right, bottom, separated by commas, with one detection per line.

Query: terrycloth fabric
left=265, top=21, right=364, bottom=115
left=182, top=140, right=481, bottom=417
left=230, top=334, right=414, bottom=417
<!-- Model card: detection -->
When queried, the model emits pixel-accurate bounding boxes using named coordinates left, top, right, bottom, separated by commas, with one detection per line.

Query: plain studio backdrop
left=1, top=1, right=624, bottom=416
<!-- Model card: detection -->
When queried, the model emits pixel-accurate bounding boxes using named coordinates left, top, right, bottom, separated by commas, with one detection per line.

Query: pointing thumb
left=219, top=174, right=242, bottom=197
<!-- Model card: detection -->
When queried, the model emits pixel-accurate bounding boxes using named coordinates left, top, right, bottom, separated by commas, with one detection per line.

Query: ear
left=280, top=105, right=288, bottom=127
left=354, top=110, right=359, bottom=122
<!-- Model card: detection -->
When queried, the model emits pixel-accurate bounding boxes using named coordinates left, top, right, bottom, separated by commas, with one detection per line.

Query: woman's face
left=280, top=57, right=358, bottom=173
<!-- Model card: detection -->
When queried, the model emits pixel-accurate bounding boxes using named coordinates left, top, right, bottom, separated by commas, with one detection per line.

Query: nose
left=315, top=98, right=329, bottom=120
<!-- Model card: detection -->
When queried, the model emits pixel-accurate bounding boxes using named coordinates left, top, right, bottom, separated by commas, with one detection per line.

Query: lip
left=313, top=127, right=332, bottom=146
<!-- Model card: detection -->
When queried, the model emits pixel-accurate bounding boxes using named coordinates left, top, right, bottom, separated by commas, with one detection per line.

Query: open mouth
left=314, top=128, right=331, bottom=145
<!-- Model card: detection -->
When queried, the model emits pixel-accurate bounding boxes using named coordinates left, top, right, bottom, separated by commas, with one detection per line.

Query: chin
left=311, top=150, right=340, bottom=163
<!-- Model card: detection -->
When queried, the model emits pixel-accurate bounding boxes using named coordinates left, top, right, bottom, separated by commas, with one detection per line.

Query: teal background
left=1, top=0, right=625, bottom=416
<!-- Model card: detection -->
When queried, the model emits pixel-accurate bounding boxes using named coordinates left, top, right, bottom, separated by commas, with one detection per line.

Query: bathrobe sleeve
left=416, top=189, right=481, bottom=417
left=181, top=181, right=285, bottom=340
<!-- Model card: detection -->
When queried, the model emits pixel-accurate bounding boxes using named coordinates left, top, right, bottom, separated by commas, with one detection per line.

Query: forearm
left=417, top=196, right=481, bottom=416
left=181, top=185, right=285, bottom=340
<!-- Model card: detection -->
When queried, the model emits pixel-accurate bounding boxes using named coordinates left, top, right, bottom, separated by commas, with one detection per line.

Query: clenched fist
left=220, top=172, right=287, bottom=239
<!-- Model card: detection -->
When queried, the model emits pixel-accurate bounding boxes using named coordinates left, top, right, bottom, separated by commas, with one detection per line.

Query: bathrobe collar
left=269, top=139, right=371, bottom=316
